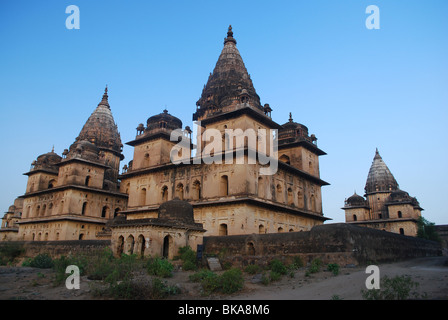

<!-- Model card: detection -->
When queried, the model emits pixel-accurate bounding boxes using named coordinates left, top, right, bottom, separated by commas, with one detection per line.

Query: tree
left=417, top=217, right=441, bottom=243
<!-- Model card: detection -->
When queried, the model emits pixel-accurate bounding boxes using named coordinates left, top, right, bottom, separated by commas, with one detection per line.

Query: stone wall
left=0, top=240, right=111, bottom=261
left=202, top=223, right=442, bottom=267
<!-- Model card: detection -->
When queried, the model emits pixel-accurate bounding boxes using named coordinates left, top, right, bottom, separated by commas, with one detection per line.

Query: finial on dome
left=224, top=25, right=237, bottom=45
left=289, top=112, right=293, bottom=122
left=51, top=145, right=54, bottom=153
left=99, top=85, right=110, bottom=108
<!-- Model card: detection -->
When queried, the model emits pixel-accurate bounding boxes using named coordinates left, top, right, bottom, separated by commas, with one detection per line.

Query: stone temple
left=342, top=148, right=423, bottom=236
left=1, top=26, right=330, bottom=258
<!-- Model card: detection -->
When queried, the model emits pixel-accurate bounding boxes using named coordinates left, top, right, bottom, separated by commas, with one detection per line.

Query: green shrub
left=361, top=275, right=425, bottom=300
left=218, top=268, right=244, bottom=294
left=28, top=253, right=54, bottom=269
left=327, top=263, right=340, bottom=276
left=308, top=258, right=322, bottom=274
left=291, top=255, right=304, bottom=269
left=178, top=246, right=198, bottom=271
left=269, top=259, right=287, bottom=275
left=244, top=264, right=262, bottom=275
left=106, top=277, right=179, bottom=300
left=190, top=268, right=244, bottom=295
left=0, top=243, right=24, bottom=265
left=147, top=257, right=173, bottom=278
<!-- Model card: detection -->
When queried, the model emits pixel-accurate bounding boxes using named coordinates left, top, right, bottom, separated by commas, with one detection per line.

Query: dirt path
left=0, top=256, right=447, bottom=300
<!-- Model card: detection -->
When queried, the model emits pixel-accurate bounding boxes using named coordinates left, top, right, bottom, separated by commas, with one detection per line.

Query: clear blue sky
left=1, top=0, right=447, bottom=225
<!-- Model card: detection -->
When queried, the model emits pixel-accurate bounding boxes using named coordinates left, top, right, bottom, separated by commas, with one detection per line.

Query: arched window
left=139, top=188, right=147, bottom=206
left=220, top=175, right=229, bottom=196
left=48, top=179, right=56, bottom=189
left=398, top=211, right=402, bottom=218
left=279, top=154, right=290, bottom=165
left=276, top=184, right=283, bottom=203
left=287, top=188, right=294, bottom=205
left=192, top=180, right=201, bottom=200
left=297, top=190, right=304, bottom=208
left=85, top=176, right=91, bottom=186
left=257, top=177, right=264, bottom=198
left=353, top=214, right=357, bottom=221
left=101, top=206, right=109, bottom=218
left=259, top=224, right=265, bottom=234
left=79, top=233, right=84, bottom=240
left=41, top=204, right=46, bottom=216
left=399, top=228, right=405, bottom=235
left=310, top=194, right=316, bottom=212
left=175, top=183, right=184, bottom=200
left=81, top=202, right=87, bottom=215
left=114, top=208, right=120, bottom=217
left=219, top=223, right=228, bottom=236
left=142, top=153, right=150, bottom=167
left=278, top=227, right=284, bottom=233
left=161, top=186, right=168, bottom=202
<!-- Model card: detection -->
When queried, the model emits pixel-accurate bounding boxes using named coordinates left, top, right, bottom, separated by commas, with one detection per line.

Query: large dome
left=158, top=198, right=195, bottom=224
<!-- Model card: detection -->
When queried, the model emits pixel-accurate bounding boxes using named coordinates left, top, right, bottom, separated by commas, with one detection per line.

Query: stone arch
left=257, top=177, right=264, bottom=198
left=162, top=234, right=174, bottom=259
left=175, top=183, right=184, bottom=200
left=101, top=206, right=110, bottom=218
left=116, top=235, right=124, bottom=256
left=219, top=223, right=228, bottom=236
left=258, top=224, right=265, bottom=234
left=279, top=154, right=290, bottom=165
left=126, top=234, right=135, bottom=255
left=161, top=185, right=168, bottom=202
left=139, top=187, right=147, bottom=206
left=246, top=242, right=256, bottom=255
left=136, top=234, right=146, bottom=257
left=192, top=180, right=201, bottom=200
left=220, top=175, right=229, bottom=196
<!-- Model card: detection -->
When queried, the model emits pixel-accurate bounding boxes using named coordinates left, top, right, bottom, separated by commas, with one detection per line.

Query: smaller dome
left=345, top=193, right=367, bottom=206
left=158, top=198, right=195, bottom=224
left=37, top=151, right=62, bottom=163
left=146, top=109, right=182, bottom=131
left=386, top=189, right=411, bottom=203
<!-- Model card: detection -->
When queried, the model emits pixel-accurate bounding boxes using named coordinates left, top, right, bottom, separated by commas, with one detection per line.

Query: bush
left=308, top=258, right=322, bottom=274
left=291, top=255, right=304, bottom=269
left=361, top=275, right=425, bottom=300
left=0, top=243, right=24, bottom=265
left=147, top=257, right=173, bottom=278
left=190, top=268, right=244, bottom=295
left=106, top=277, right=179, bottom=300
left=269, top=259, right=287, bottom=275
left=218, top=268, right=244, bottom=294
left=244, top=264, right=262, bottom=275
left=178, top=246, right=198, bottom=271
left=327, top=263, right=340, bottom=276
left=28, top=253, right=54, bottom=269
left=52, top=254, right=89, bottom=285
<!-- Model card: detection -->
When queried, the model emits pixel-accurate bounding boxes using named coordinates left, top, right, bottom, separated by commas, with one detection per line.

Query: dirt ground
left=0, top=256, right=447, bottom=300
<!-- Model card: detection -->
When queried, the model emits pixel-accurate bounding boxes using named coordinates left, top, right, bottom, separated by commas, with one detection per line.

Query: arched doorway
left=137, top=234, right=146, bottom=257
left=126, top=235, right=135, bottom=255
left=116, top=236, right=124, bottom=256
left=162, top=235, right=173, bottom=259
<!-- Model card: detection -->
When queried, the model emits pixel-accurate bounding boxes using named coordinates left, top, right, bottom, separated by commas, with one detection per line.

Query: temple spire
left=224, top=25, right=237, bottom=45
left=98, top=85, right=110, bottom=108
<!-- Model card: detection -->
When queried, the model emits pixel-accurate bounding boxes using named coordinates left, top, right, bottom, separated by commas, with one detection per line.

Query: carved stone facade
left=342, top=149, right=423, bottom=236
left=9, top=88, right=128, bottom=241
left=112, top=26, right=329, bottom=247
